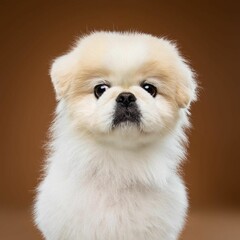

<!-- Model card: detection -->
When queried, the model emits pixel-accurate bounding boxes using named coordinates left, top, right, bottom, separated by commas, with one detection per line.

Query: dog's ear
left=50, top=54, right=74, bottom=100
left=175, top=60, right=197, bottom=108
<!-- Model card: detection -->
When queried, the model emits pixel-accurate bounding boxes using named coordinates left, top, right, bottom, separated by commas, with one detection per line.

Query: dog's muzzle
left=112, top=92, right=141, bottom=127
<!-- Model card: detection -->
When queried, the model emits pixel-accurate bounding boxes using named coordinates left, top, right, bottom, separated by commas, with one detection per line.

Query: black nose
left=116, top=92, right=136, bottom=107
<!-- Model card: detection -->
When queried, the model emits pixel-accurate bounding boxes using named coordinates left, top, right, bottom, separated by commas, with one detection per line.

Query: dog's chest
left=37, top=169, right=186, bottom=240
left=58, top=179, right=165, bottom=239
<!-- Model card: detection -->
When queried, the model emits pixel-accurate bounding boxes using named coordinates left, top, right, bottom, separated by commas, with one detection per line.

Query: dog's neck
left=48, top=107, right=187, bottom=190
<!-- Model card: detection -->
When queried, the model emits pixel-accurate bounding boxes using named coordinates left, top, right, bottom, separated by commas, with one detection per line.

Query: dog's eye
left=141, top=83, right=157, bottom=97
left=94, top=84, right=110, bottom=99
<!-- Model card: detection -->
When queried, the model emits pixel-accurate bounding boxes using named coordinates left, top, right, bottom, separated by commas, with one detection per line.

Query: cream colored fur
left=34, top=31, right=197, bottom=240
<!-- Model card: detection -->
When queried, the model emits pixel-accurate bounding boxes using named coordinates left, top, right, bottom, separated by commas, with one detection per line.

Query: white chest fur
left=34, top=132, right=188, bottom=240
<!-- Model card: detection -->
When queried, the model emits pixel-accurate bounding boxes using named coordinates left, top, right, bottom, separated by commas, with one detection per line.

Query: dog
left=34, top=31, right=197, bottom=240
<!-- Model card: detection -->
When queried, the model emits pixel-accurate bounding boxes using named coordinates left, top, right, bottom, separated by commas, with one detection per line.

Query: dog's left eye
left=141, top=83, right=157, bottom=97
left=94, top=84, right=110, bottom=99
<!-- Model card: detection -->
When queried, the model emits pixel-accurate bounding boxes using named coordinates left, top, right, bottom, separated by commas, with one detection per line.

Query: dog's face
left=51, top=32, right=197, bottom=147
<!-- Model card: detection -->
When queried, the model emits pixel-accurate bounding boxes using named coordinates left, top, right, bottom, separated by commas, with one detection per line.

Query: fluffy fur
left=34, top=31, right=197, bottom=240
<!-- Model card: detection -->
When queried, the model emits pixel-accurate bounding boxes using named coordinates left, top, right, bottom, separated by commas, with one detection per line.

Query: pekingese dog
left=34, top=31, right=197, bottom=240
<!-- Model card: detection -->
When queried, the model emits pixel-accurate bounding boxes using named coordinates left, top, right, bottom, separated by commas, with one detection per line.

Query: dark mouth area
left=112, top=105, right=141, bottom=127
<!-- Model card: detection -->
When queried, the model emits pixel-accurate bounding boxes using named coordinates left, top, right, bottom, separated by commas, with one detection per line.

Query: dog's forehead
left=102, top=39, right=149, bottom=73
left=70, top=33, right=180, bottom=87
left=78, top=34, right=150, bottom=73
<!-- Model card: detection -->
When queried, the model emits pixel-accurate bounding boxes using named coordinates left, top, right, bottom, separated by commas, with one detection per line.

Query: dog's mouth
left=112, top=105, right=141, bottom=128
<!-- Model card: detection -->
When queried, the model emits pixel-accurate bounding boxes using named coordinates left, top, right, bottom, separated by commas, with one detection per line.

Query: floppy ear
left=50, top=54, right=74, bottom=100
left=175, top=61, right=197, bottom=108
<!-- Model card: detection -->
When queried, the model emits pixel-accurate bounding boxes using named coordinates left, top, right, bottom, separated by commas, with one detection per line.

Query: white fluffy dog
left=34, top=31, right=197, bottom=240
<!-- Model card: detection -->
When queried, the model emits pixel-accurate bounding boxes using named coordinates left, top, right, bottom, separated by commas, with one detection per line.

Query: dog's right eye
left=94, top=84, right=110, bottom=99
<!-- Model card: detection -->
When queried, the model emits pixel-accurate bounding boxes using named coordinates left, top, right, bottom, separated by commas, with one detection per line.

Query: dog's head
left=51, top=32, right=197, bottom=147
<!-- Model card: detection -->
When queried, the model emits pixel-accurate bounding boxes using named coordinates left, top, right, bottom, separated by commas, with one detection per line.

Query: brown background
left=1, top=0, right=240, bottom=239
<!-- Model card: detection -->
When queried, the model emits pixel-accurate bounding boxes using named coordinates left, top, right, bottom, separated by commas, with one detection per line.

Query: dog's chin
left=112, top=118, right=140, bottom=130
left=91, top=118, right=160, bottom=150
left=112, top=122, right=141, bottom=138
